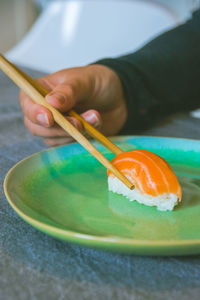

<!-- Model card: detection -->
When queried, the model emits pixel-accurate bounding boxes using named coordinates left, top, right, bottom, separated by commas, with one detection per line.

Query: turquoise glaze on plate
left=4, top=136, right=200, bottom=255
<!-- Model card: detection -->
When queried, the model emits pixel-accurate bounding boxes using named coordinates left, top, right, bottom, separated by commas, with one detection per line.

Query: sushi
left=107, top=149, right=182, bottom=211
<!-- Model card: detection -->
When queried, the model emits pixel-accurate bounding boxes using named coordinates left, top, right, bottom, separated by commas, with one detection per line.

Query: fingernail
left=37, top=113, right=50, bottom=126
left=84, top=111, right=101, bottom=127
left=46, top=92, right=65, bottom=105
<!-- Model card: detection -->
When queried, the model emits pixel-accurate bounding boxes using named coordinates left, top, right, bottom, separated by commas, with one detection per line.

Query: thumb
left=45, top=82, right=77, bottom=113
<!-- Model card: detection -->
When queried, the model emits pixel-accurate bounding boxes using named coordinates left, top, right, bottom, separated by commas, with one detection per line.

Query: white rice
left=108, top=175, right=178, bottom=211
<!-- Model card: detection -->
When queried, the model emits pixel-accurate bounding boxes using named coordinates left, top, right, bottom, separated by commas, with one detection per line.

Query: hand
left=19, top=64, right=127, bottom=146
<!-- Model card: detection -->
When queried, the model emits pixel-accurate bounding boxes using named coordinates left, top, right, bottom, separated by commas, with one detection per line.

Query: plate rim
left=3, top=135, right=200, bottom=248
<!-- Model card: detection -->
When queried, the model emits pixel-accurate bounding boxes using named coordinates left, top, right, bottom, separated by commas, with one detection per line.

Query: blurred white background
left=0, top=0, right=199, bottom=53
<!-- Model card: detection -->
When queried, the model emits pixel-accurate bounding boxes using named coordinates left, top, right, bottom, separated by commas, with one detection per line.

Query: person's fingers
left=81, top=109, right=102, bottom=129
left=20, top=89, right=84, bottom=129
left=36, top=77, right=53, bottom=92
left=20, top=70, right=97, bottom=128
left=24, top=116, right=83, bottom=138
left=24, top=117, right=66, bottom=137
left=20, top=90, right=54, bottom=127
left=45, top=82, right=77, bottom=113
left=44, top=137, right=74, bottom=147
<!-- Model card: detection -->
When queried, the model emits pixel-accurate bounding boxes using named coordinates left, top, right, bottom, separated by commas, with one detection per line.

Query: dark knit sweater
left=96, top=10, right=200, bottom=133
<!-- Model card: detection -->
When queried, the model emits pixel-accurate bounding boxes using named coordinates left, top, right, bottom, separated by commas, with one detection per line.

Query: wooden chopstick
left=0, top=54, right=134, bottom=190
left=9, top=62, right=123, bottom=155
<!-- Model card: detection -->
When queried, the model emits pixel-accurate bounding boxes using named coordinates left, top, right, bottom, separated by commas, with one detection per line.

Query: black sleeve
left=95, top=9, right=200, bottom=134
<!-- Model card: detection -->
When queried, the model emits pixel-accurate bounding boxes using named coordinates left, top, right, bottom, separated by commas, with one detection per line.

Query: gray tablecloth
left=1, top=68, right=200, bottom=300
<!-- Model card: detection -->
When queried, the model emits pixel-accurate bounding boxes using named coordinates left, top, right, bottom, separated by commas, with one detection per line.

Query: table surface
left=1, top=68, right=200, bottom=300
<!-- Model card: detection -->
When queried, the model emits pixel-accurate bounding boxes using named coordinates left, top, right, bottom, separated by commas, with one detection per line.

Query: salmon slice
left=107, top=149, right=182, bottom=201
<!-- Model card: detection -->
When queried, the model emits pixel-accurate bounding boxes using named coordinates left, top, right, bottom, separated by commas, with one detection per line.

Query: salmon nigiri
left=107, top=149, right=182, bottom=211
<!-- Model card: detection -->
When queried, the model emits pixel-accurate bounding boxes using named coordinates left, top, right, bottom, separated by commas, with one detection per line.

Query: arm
left=19, top=10, right=200, bottom=145
left=96, top=10, right=200, bottom=133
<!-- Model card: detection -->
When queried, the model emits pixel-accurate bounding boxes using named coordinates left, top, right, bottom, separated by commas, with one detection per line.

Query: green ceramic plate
left=4, top=136, right=200, bottom=255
